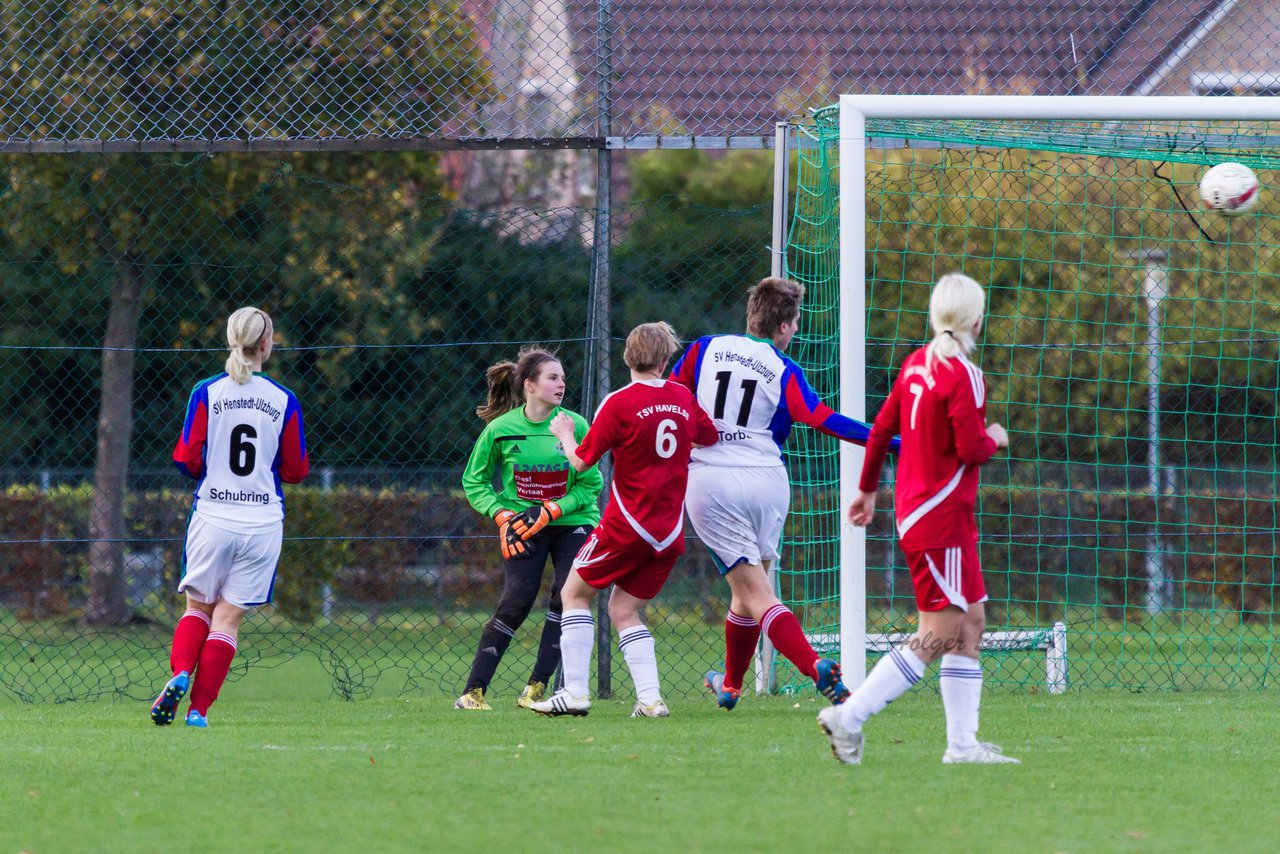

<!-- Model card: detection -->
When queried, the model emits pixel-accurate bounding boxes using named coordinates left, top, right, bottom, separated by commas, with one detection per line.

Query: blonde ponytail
left=924, top=273, right=985, bottom=372
left=225, top=307, right=272, bottom=384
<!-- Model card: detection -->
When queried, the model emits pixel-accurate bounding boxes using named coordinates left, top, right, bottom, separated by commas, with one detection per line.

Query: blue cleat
left=815, top=658, right=850, bottom=705
left=185, top=710, right=208, bottom=728
left=704, top=669, right=741, bottom=711
left=150, top=671, right=190, bottom=726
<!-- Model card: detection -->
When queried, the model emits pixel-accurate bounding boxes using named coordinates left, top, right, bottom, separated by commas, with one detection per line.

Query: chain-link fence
left=0, top=149, right=772, bottom=702
left=6, top=3, right=1280, bottom=704
left=4, top=1, right=1273, bottom=150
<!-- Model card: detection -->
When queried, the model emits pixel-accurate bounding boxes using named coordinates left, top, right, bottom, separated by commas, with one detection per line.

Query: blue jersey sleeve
left=781, top=363, right=900, bottom=451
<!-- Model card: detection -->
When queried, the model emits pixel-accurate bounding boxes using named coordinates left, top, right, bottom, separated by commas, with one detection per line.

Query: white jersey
left=173, top=373, right=310, bottom=531
left=670, top=334, right=877, bottom=468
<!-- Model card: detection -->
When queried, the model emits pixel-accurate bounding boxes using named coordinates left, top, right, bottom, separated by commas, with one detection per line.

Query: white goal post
left=834, top=95, right=1280, bottom=690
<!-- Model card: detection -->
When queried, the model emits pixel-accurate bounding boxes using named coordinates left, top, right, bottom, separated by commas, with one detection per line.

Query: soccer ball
left=1198, top=162, right=1260, bottom=216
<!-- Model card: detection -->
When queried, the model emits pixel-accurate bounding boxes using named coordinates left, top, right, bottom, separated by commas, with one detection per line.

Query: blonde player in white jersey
left=149, top=307, right=310, bottom=728
left=671, top=277, right=896, bottom=710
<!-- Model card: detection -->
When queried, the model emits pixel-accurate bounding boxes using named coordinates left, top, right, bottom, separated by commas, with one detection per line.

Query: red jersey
left=575, top=379, right=719, bottom=553
left=859, top=348, right=998, bottom=550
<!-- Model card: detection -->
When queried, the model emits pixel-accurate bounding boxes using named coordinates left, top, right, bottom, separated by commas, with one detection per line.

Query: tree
left=0, top=0, right=488, bottom=624
left=616, top=149, right=773, bottom=344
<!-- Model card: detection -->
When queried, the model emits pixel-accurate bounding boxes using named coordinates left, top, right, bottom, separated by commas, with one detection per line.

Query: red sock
left=761, top=604, right=818, bottom=681
left=723, top=610, right=760, bottom=691
left=188, top=632, right=237, bottom=716
left=169, top=610, right=211, bottom=676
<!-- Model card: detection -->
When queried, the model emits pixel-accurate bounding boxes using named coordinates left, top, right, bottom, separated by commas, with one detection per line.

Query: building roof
left=557, top=0, right=1226, bottom=137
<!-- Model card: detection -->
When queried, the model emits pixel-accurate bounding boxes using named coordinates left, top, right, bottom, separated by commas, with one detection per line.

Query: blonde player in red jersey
left=818, top=273, right=1021, bottom=765
left=530, top=322, right=718, bottom=718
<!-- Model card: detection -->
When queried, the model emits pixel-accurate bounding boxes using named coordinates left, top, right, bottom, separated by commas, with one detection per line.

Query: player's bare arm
left=550, top=412, right=589, bottom=472
left=847, top=491, right=877, bottom=527
left=986, top=422, right=1009, bottom=448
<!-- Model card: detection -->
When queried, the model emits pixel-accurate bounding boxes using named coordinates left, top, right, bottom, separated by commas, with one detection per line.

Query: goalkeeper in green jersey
left=456, top=347, right=603, bottom=710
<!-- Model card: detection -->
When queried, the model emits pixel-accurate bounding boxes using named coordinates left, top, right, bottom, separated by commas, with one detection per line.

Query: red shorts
left=903, top=542, right=987, bottom=612
left=571, top=530, right=680, bottom=601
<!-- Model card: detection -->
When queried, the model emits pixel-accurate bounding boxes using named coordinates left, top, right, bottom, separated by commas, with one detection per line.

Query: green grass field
left=3, top=656, right=1278, bottom=854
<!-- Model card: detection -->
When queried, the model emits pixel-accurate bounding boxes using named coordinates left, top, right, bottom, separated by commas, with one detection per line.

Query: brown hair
left=476, top=346, right=561, bottom=422
left=746, top=277, right=805, bottom=339
left=624, top=321, right=680, bottom=374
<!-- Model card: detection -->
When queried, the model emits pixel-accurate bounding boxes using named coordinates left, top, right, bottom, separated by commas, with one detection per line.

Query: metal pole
left=1141, top=251, right=1170, bottom=614
left=753, top=122, right=790, bottom=695
left=1123, top=248, right=1170, bottom=614
left=590, top=0, right=615, bottom=699
left=770, top=122, right=789, bottom=279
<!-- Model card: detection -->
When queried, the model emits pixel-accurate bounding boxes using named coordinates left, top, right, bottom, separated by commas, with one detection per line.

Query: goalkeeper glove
left=494, top=509, right=531, bottom=561
left=511, top=500, right=563, bottom=540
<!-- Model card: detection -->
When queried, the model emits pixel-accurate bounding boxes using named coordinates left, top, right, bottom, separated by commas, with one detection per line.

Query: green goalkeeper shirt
left=461, top=405, right=603, bottom=525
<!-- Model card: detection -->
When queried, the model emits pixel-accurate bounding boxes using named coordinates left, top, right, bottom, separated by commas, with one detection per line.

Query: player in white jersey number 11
left=670, top=277, right=899, bottom=711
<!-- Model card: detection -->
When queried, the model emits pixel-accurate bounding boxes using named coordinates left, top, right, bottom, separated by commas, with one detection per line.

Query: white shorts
left=685, top=464, right=789, bottom=574
left=178, top=514, right=283, bottom=609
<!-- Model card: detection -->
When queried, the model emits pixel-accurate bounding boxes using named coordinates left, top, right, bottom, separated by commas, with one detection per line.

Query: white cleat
left=631, top=699, right=669, bottom=718
left=942, top=742, right=1022, bottom=765
left=530, top=689, right=591, bottom=717
left=817, top=706, right=863, bottom=765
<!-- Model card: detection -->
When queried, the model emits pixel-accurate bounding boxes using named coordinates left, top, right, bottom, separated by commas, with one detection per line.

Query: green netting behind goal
left=779, top=107, right=1280, bottom=693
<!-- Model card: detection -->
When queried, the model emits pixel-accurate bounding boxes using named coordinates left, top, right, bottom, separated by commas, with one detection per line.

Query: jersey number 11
left=712, top=371, right=758, bottom=428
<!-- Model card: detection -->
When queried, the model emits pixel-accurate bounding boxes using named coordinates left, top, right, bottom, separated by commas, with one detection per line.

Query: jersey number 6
left=655, top=419, right=678, bottom=458
left=230, top=424, right=258, bottom=475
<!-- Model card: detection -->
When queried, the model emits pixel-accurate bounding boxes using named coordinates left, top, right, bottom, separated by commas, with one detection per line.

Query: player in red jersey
left=530, top=322, right=718, bottom=717
left=818, top=273, right=1021, bottom=765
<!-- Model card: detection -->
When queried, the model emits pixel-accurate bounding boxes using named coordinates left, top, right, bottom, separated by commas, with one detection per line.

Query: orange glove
left=494, top=509, right=531, bottom=560
left=510, top=500, right=562, bottom=540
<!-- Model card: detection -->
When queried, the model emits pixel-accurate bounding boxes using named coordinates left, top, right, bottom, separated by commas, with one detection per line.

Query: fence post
left=320, top=467, right=334, bottom=621
left=1122, top=248, right=1171, bottom=615
left=586, top=0, right=615, bottom=699
left=754, top=121, right=790, bottom=695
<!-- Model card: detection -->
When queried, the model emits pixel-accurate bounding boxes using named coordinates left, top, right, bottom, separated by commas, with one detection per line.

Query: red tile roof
left=561, top=1, right=1223, bottom=136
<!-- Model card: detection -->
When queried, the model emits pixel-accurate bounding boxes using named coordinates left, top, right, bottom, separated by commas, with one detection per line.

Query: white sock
left=838, top=646, right=925, bottom=730
left=618, top=624, right=661, bottom=704
left=939, top=654, right=983, bottom=752
left=559, top=609, right=595, bottom=698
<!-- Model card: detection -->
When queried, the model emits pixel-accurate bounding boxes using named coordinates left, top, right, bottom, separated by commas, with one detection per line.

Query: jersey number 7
left=908, top=383, right=924, bottom=430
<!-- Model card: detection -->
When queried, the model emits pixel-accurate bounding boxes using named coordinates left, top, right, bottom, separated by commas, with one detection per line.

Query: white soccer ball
left=1198, top=162, right=1260, bottom=216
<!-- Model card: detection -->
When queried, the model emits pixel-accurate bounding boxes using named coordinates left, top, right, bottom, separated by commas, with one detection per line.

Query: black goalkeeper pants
left=463, top=524, right=591, bottom=694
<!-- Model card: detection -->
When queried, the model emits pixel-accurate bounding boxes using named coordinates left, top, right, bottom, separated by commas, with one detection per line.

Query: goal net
left=777, top=96, right=1280, bottom=693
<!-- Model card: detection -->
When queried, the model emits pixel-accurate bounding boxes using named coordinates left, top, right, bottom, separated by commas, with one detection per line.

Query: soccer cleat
left=631, top=699, right=670, bottom=718
left=454, top=688, right=492, bottom=711
left=817, top=706, right=864, bottom=766
left=516, top=681, right=547, bottom=710
left=704, top=670, right=741, bottom=711
left=185, top=710, right=209, bottom=728
left=814, top=658, right=851, bottom=705
left=529, top=689, right=591, bottom=717
left=942, top=742, right=1021, bottom=765
left=149, top=671, right=190, bottom=726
